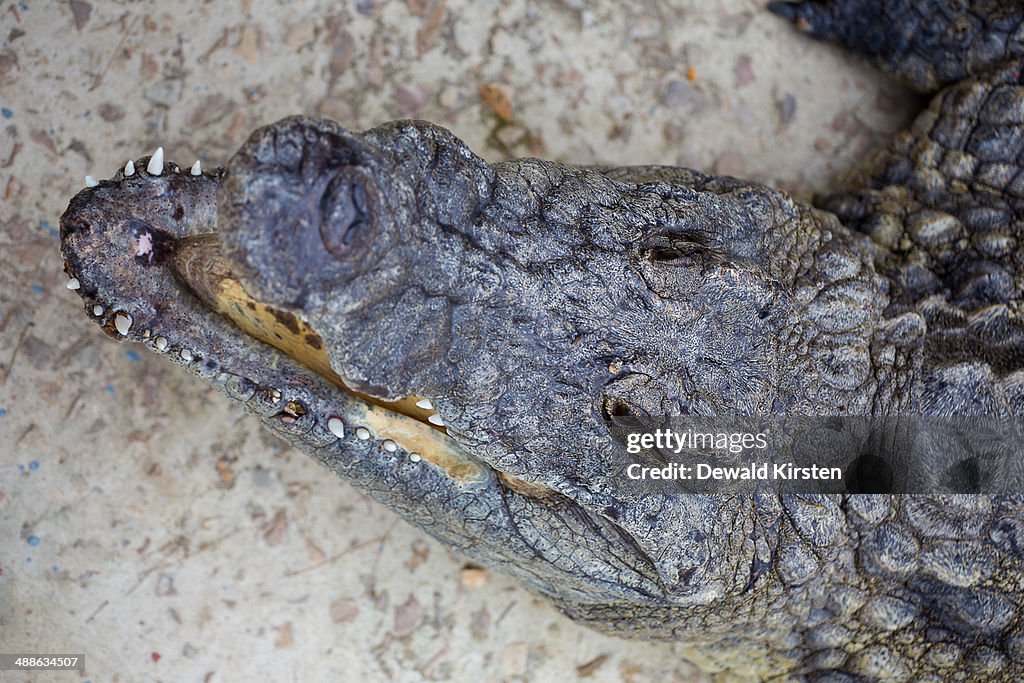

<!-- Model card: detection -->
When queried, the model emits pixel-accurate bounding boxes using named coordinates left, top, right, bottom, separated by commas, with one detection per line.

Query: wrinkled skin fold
left=60, top=1, right=1024, bottom=679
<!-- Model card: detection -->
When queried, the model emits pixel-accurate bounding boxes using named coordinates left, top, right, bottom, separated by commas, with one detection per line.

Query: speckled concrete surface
left=0, top=1, right=917, bottom=681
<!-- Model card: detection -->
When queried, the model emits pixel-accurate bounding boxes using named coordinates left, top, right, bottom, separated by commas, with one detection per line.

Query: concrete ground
left=0, top=1, right=916, bottom=681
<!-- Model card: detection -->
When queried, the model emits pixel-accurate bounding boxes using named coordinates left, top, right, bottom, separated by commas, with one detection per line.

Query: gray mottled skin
left=60, top=2, right=1024, bottom=680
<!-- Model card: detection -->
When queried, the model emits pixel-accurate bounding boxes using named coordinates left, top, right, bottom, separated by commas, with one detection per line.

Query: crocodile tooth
left=66, top=277, right=81, bottom=290
left=147, top=147, right=164, bottom=175
left=327, top=416, right=345, bottom=438
left=84, top=176, right=99, bottom=187
left=190, top=160, right=202, bottom=176
left=114, top=313, right=132, bottom=336
left=124, top=160, right=135, bottom=176
left=92, top=304, right=104, bottom=316
left=415, top=398, right=433, bottom=410
left=427, top=414, right=445, bottom=427
left=356, top=427, right=371, bottom=440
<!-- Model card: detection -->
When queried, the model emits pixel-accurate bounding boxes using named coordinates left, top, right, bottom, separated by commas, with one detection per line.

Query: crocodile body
left=59, top=2, right=1024, bottom=679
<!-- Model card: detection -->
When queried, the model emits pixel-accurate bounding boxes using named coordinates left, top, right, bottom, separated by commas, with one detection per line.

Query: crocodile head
left=60, top=116, right=906, bottom=672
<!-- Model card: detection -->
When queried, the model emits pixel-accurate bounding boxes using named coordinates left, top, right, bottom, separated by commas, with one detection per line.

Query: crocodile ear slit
left=601, top=395, right=636, bottom=423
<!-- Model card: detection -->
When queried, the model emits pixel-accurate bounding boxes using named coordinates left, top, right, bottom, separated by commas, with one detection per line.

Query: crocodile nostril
left=319, top=169, right=378, bottom=260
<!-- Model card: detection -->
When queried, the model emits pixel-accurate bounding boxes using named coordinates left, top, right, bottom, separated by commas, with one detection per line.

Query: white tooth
left=327, top=417, right=345, bottom=439
left=427, top=414, right=445, bottom=427
left=190, top=160, right=202, bottom=176
left=382, top=440, right=397, bottom=452
left=114, top=313, right=132, bottom=336
left=179, top=348, right=193, bottom=362
left=356, top=427, right=370, bottom=440
left=66, top=277, right=81, bottom=290
left=92, top=304, right=104, bottom=316
left=84, top=176, right=99, bottom=187
left=270, top=388, right=282, bottom=402
left=147, top=147, right=164, bottom=175
left=154, top=336, right=168, bottom=351
left=415, top=398, right=433, bottom=410
left=409, top=453, right=422, bottom=463
left=124, top=160, right=135, bottom=176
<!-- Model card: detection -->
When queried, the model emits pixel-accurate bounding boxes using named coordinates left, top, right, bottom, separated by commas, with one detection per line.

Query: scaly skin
left=59, top=3, right=1024, bottom=680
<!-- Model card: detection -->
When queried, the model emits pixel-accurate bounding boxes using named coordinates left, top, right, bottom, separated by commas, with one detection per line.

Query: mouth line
left=168, top=229, right=509, bottom=484
left=176, top=231, right=577, bottom=500
left=171, top=232, right=444, bottom=427
left=172, top=224, right=582, bottom=500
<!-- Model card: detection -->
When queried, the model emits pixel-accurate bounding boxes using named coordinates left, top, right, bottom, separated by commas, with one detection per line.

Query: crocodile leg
left=822, top=57, right=1024, bottom=314
left=773, top=1, right=1024, bottom=413
left=765, top=8, right=1024, bottom=678
left=768, top=0, right=1024, bottom=91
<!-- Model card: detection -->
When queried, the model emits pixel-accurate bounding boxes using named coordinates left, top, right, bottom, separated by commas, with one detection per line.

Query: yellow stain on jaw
left=170, top=233, right=486, bottom=483
left=361, top=407, right=485, bottom=483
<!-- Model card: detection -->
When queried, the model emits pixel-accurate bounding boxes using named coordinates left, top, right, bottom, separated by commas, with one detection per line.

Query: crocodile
left=58, top=1, right=1024, bottom=679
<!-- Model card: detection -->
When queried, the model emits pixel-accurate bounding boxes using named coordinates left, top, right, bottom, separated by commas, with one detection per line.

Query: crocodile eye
left=319, top=169, right=377, bottom=259
left=640, top=230, right=713, bottom=263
